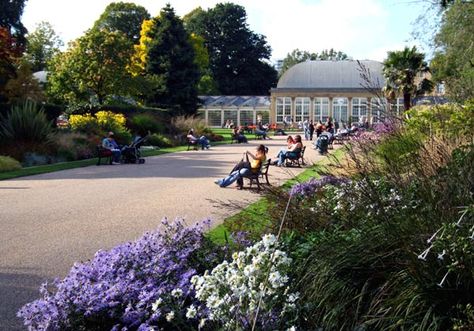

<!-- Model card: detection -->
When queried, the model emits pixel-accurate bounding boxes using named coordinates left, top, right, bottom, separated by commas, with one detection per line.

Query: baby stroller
left=316, top=134, right=329, bottom=155
left=121, top=134, right=148, bottom=164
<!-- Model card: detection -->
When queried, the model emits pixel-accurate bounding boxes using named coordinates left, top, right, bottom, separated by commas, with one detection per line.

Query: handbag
left=230, top=153, right=251, bottom=173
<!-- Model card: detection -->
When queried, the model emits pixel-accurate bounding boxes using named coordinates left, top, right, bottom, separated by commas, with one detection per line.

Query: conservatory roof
left=199, top=96, right=271, bottom=108
left=274, top=60, right=385, bottom=90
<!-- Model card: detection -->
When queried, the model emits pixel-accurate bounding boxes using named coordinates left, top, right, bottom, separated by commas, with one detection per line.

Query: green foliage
left=0, top=155, right=21, bottom=172
left=93, top=2, right=150, bottom=45
left=128, top=113, right=164, bottom=135
left=53, top=131, right=96, bottom=161
left=432, top=1, right=474, bottom=102
left=383, top=46, right=433, bottom=110
left=147, top=133, right=175, bottom=148
left=0, top=0, right=27, bottom=47
left=4, top=59, right=45, bottom=103
left=46, top=28, right=137, bottom=107
left=24, top=21, right=63, bottom=72
left=146, top=5, right=200, bottom=115
left=185, top=3, right=278, bottom=95
left=0, top=100, right=53, bottom=144
left=405, top=102, right=474, bottom=139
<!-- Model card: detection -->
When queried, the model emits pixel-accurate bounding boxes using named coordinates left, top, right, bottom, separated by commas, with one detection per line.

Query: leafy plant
left=128, top=113, right=164, bottom=135
left=0, top=100, right=53, bottom=144
left=0, top=155, right=21, bottom=172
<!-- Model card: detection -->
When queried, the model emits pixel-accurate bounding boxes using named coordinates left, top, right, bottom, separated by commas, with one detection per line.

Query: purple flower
left=290, top=176, right=350, bottom=197
left=18, top=218, right=213, bottom=330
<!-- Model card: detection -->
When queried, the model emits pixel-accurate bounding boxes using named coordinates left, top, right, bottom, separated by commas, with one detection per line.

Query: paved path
left=0, top=135, right=331, bottom=330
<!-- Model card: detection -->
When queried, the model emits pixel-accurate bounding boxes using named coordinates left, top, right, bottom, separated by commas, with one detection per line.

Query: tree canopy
left=0, top=0, right=27, bottom=48
left=185, top=3, right=277, bottom=95
left=431, top=1, right=474, bottom=102
left=145, top=5, right=200, bottom=115
left=93, top=2, right=150, bottom=45
left=24, top=21, right=63, bottom=72
left=383, top=46, right=433, bottom=110
left=47, top=29, right=137, bottom=107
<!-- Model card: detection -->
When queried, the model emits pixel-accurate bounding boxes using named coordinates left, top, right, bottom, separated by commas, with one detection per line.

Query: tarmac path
left=0, top=135, right=333, bottom=330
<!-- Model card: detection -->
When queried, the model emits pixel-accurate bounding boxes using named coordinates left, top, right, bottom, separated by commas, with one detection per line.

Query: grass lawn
left=207, top=148, right=345, bottom=244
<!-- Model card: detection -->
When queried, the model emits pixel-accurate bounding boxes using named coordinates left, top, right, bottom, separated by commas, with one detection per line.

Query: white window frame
left=351, top=97, right=368, bottom=123
left=313, top=97, right=329, bottom=123
left=332, top=97, right=348, bottom=125
left=276, top=97, right=291, bottom=123
left=295, top=97, right=310, bottom=123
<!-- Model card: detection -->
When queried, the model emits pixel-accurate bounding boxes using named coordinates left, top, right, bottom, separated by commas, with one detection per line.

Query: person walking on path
left=309, top=120, right=315, bottom=141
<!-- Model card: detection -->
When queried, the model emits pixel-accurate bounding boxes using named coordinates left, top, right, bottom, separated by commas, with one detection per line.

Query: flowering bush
left=190, top=234, right=298, bottom=330
left=18, top=219, right=220, bottom=330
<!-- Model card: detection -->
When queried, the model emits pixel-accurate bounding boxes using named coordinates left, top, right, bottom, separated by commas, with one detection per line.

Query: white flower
left=287, top=292, right=299, bottom=303
left=151, top=298, right=162, bottom=311
left=165, top=311, right=175, bottom=322
left=186, top=305, right=197, bottom=319
left=171, top=288, right=183, bottom=298
left=262, top=234, right=277, bottom=248
left=199, top=318, right=207, bottom=328
left=287, top=327, right=297, bottom=331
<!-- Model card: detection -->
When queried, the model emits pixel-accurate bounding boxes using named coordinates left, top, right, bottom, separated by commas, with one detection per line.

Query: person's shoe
left=112, top=162, right=121, bottom=165
left=214, top=180, right=222, bottom=187
left=206, top=145, right=211, bottom=149
left=271, top=160, right=278, bottom=166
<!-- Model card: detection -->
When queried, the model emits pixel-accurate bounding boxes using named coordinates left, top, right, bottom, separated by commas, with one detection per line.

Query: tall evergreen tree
left=146, top=5, right=199, bottom=115
left=185, top=3, right=277, bottom=95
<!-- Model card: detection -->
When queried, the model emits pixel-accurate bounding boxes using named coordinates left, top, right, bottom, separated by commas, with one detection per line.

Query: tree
left=279, top=48, right=349, bottom=76
left=24, top=21, right=63, bottom=72
left=0, top=0, right=27, bottom=48
left=47, top=29, right=137, bottom=106
left=185, top=3, right=277, bottom=95
left=383, top=46, right=434, bottom=110
left=4, top=59, right=45, bottom=103
left=145, top=5, right=200, bottom=115
left=431, top=1, right=474, bottom=101
left=0, top=27, right=22, bottom=102
left=93, top=2, right=150, bottom=45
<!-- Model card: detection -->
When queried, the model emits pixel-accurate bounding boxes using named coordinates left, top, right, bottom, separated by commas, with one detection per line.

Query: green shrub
left=147, top=133, right=175, bottom=148
left=53, top=132, right=97, bottom=161
left=0, top=100, right=53, bottom=144
left=0, top=155, right=21, bottom=172
left=128, top=113, right=164, bottom=135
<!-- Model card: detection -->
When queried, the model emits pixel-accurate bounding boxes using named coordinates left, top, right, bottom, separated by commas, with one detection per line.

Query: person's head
left=286, top=135, right=294, bottom=143
left=256, top=144, right=266, bottom=155
left=188, top=129, right=194, bottom=135
left=107, top=131, right=114, bottom=139
left=294, top=135, right=302, bottom=143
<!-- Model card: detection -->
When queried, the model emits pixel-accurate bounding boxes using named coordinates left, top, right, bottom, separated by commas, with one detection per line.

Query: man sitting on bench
left=102, top=131, right=121, bottom=164
left=187, top=129, right=210, bottom=150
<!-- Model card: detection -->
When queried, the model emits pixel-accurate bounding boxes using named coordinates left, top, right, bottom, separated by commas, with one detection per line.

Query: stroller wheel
left=139, top=158, right=145, bottom=164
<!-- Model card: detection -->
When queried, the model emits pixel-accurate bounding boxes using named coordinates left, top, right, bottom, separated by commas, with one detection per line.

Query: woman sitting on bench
left=187, top=129, right=210, bottom=150
left=214, top=144, right=267, bottom=189
left=273, top=134, right=303, bottom=166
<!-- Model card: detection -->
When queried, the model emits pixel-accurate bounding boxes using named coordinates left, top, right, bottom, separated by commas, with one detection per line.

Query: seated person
left=231, top=127, right=247, bottom=143
left=273, top=134, right=303, bottom=166
left=255, top=122, right=270, bottom=140
left=314, top=129, right=333, bottom=151
left=102, top=131, right=121, bottom=164
left=187, top=129, right=210, bottom=150
left=214, top=144, right=267, bottom=189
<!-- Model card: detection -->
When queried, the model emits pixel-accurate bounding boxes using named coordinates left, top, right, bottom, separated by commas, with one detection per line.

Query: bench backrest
left=259, top=158, right=271, bottom=175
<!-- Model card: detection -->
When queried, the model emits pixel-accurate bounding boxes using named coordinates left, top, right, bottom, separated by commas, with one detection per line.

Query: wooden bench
left=242, top=158, right=271, bottom=190
left=285, top=146, right=306, bottom=167
left=187, top=139, right=199, bottom=151
left=96, top=145, right=113, bottom=165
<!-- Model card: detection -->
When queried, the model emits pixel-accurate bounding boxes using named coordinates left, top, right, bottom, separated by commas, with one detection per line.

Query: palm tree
left=383, top=46, right=434, bottom=111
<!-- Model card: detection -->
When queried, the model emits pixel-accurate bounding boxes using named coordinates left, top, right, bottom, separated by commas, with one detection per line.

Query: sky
left=21, top=0, right=431, bottom=63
